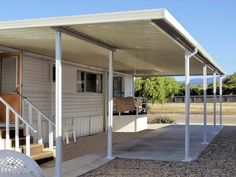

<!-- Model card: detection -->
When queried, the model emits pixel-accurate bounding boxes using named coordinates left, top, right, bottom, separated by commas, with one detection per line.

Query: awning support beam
left=55, top=31, right=62, bottom=177
left=52, top=26, right=116, bottom=51
left=219, top=75, right=225, bottom=127
left=107, top=50, right=114, bottom=160
left=202, top=65, right=208, bottom=145
left=183, top=48, right=198, bottom=162
left=213, top=72, right=217, bottom=133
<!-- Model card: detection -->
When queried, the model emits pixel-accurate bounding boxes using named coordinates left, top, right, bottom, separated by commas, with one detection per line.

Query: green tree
left=135, top=77, right=180, bottom=104
left=223, top=72, right=236, bottom=94
left=190, top=85, right=203, bottom=95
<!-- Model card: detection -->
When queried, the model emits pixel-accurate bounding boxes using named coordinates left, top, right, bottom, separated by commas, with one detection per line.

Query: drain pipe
left=183, top=48, right=198, bottom=162
left=189, top=48, right=198, bottom=58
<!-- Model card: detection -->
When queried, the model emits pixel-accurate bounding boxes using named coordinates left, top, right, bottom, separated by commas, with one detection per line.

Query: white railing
left=134, top=97, right=148, bottom=115
left=22, top=96, right=55, bottom=151
left=113, top=97, right=148, bottom=116
left=0, top=96, right=37, bottom=156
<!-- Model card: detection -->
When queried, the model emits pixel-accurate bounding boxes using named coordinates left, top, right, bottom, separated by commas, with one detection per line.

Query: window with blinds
left=77, top=70, right=103, bottom=93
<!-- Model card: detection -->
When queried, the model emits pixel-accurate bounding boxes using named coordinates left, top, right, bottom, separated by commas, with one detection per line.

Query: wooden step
left=22, top=143, right=54, bottom=161
left=22, top=143, right=44, bottom=154
left=31, top=150, right=54, bottom=161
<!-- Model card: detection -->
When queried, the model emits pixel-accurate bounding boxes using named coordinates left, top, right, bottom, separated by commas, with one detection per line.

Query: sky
left=0, top=0, right=235, bottom=75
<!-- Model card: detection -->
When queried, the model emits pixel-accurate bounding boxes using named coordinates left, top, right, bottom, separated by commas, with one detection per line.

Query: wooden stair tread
left=22, top=143, right=44, bottom=154
left=31, top=150, right=54, bottom=161
left=21, top=143, right=44, bottom=148
left=21, top=144, right=54, bottom=161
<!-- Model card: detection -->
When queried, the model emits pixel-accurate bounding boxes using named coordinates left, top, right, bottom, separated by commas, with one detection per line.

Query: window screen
left=86, top=73, right=97, bottom=92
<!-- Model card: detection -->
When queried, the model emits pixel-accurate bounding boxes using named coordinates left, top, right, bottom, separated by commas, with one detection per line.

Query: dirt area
left=149, top=102, right=236, bottom=115
left=80, top=126, right=236, bottom=177
left=148, top=102, right=236, bottom=125
left=62, top=130, right=153, bottom=161
left=149, top=113, right=236, bottom=125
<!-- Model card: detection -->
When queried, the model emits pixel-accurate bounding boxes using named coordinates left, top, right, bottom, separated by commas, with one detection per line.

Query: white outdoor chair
left=0, top=150, right=45, bottom=177
left=63, top=118, right=76, bottom=144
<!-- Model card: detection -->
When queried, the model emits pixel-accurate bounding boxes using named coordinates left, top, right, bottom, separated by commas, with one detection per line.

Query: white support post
left=26, top=125, right=30, bottom=156
left=55, top=31, right=62, bottom=177
left=132, top=76, right=135, bottom=97
left=49, top=123, right=54, bottom=151
left=183, top=48, right=197, bottom=162
left=183, top=50, right=191, bottom=162
left=5, top=107, right=10, bottom=149
left=15, top=115, right=20, bottom=151
left=219, top=76, right=223, bottom=127
left=107, top=51, right=114, bottom=160
left=28, top=104, right=32, bottom=125
left=213, top=72, right=217, bottom=133
left=202, top=65, right=208, bottom=145
left=37, top=112, right=42, bottom=144
left=28, top=104, right=32, bottom=136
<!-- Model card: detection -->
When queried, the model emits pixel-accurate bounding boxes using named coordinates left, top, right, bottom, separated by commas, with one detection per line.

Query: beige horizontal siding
left=22, top=53, right=105, bottom=143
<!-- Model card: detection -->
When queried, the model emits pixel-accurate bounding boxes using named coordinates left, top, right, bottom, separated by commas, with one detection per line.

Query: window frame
left=77, top=70, right=103, bottom=94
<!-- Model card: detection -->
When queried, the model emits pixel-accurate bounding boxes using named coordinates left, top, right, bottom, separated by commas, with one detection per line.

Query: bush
left=148, top=116, right=176, bottom=124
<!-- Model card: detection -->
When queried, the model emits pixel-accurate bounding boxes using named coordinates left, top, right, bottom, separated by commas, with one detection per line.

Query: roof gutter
left=151, top=19, right=224, bottom=75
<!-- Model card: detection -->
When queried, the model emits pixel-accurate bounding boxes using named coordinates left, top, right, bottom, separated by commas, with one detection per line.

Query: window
left=77, top=71, right=85, bottom=92
left=86, top=73, right=96, bottom=92
left=113, top=77, right=123, bottom=97
left=52, top=65, right=56, bottom=82
left=77, top=70, right=103, bottom=93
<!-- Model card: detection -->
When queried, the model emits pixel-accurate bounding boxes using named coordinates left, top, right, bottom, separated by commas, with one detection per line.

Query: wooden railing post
left=15, top=115, right=19, bottom=151
left=37, top=112, right=42, bottom=144
left=26, top=125, right=30, bottom=156
left=5, top=107, right=10, bottom=149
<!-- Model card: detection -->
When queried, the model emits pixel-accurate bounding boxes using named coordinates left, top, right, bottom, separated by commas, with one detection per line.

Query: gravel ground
left=81, top=126, right=236, bottom=177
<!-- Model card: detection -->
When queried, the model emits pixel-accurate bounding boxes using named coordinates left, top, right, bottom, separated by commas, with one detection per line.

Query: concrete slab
left=113, top=124, right=221, bottom=161
left=41, top=124, right=221, bottom=176
left=42, top=153, right=110, bottom=177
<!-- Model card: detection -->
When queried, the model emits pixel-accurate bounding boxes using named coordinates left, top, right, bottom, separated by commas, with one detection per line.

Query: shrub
left=148, top=116, right=176, bottom=124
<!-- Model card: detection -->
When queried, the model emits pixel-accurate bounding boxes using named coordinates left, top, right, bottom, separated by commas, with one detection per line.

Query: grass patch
left=148, top=116, right=176, bottom=124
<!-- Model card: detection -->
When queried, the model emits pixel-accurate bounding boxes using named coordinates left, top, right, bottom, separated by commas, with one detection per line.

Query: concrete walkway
left=42, top=124, right=221, bottom=177
left=42, top=153, right=110, bottom=177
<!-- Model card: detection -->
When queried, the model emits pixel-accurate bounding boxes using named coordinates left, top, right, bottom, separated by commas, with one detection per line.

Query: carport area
left=41, top=124, right=221, bottom=177
left=113, top=124, right=221, bottom=161
left=0, top=8, right=226, bottom=177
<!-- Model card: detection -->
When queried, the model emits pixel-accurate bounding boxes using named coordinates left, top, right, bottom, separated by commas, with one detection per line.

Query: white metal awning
left=0, top=9, right=225, bottom=76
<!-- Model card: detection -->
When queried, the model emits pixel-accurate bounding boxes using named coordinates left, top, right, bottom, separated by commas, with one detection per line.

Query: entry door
left=0, top=52, right=22, bottom=123
left=113, top=77, right=123, bottom=97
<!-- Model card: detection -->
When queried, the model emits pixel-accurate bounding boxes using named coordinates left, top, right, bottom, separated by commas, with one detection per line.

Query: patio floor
left=113, top=124, right=221, bottom=161
left=81, top=126, right=236, bottom=177
left=42, top=124, right=221, bottom=177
